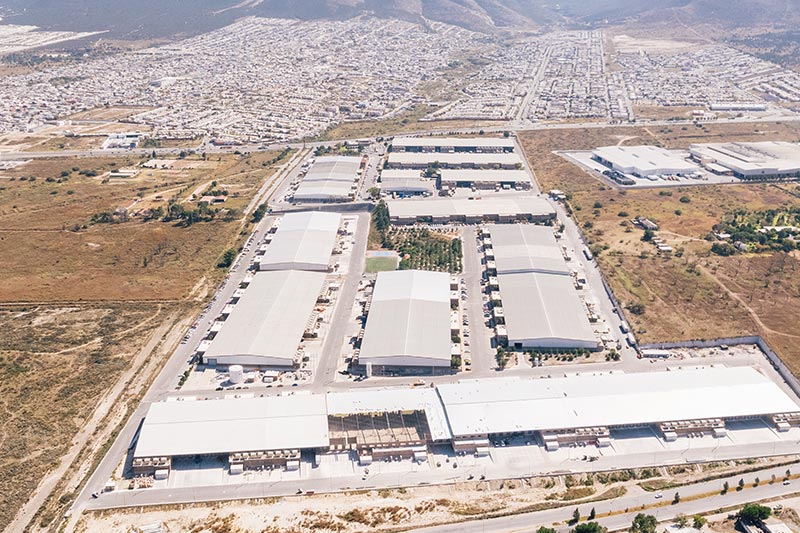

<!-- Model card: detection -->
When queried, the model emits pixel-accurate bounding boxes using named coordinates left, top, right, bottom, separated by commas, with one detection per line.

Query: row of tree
left=538, top=501, right=772, bottom=533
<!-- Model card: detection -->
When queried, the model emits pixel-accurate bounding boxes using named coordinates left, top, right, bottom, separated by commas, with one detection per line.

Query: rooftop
left=134, top=394, right=329, bottom=458
left=388, top=195, right=555, bottom=219
left=359, top=270, right=452, bottom=367
left=260, top=211, right=341, bottom=271
left=204, top=270, right=326, bottom=366
left=436, top=366, right=800, bottom=437
left=392, top=136, right=516, bottom=149
left=593, top=145, right=699, bottom=175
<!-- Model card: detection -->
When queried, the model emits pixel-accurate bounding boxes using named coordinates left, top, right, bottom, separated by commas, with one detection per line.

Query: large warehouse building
left=387, top=196, right=556, bottom=225
left=259, top=211, right=341, bottom=272
left=485, top=224, right=598, bottom=350
left=592, top=146, right=700, bottom=177
left=386, top=151, right=524, bottom=170
left=358, top=270, right=453, bottom=374
left=390, top=136, right=516, bottom=153
left=293, top=156, right=362, bottom=202
left=689, top=141, right=800, bottom=179
left=202, top=270, right=327, bottom=368
left=379, top=169, right=436, bottom=197
left=436, top=366, right=800, bottom=450
left=439, top=169, right=531, bottom=191
left=132, top=366, right=800, bottom=475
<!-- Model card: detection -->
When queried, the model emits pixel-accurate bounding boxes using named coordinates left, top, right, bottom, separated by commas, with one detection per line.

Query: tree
left=627, top=302, right=646, bottom=315
left=739, top=503, right=771, bottom=523
left=537, top=528, right=557, bottom=533
left=711, top=242, right=736, bottom=256
left=722, top=481, right=729, bottom=494
left=630, top=513, right=657, bottom=533
left=642, top=229, right=654, bottom=242
left=573, top=522, right=607, bottom=533
left=251, top=203, right=268, bottom=223
left=675, top=514, right=689, bottom=528
left=373, top=201, right=390, bottom=232
left=217, top=248, right=237, bottom=268
left=679, top=196, right=691, bottom=203
left=737, top=478, right=745, bottom=491
left=589, top=508, right=596, bottom=520
left=672, top=492, right=681, bottom=504
left=572, top=508, right=581, bottom=525
left=692, top=515, right=707, bottom=529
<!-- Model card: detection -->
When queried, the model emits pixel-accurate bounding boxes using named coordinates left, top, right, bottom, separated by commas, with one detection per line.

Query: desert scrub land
left=0, top=150, right=288, bottom=301
left=518, top=121, right=800, bottom=375
left=0, top=302, right=180, bottom=530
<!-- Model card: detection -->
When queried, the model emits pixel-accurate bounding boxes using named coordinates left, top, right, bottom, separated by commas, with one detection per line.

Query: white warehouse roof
left=436, top=366, right=800, bottom=437
left=387, top=152, right=523, bottom=168
left=439, top=169, right=531, bottom=184
left=486, top=224, right=597, bottom=349
left=392, top=136, right=516, bottom=149
left=294, top=156, right=361, bottom=201
left=260, top=211, right=341, bottom=271
left=359, top=270, right=452, bottom=368
left=134, top=394, right=329, bottom=458
left=593, top=145, right=699, bottom=177
left=380, top=169, right=435, bottom=194
left=689, top=142, right=800, bottom=177
left=204, top=270, right=326, bottom=367
left=388, top=196, right=555, bottom=220
left=487, top=224, right=569, bottom=276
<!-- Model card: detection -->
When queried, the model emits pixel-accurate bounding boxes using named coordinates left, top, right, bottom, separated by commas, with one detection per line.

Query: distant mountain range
left=1, top=0, right=798, bottom=38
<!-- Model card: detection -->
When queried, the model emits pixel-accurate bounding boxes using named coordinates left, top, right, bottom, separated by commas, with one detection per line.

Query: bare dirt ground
left=76, top=458, right=795, bottom=533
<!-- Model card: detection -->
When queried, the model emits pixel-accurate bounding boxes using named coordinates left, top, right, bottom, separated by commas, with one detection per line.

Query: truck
left=619, top=321, right=630, bottom=334
left=583, top=248, right=594, bottom=261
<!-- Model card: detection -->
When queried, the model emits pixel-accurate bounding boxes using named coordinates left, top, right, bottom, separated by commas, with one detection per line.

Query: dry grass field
left=0, top=150, right=285, bottom=301
left=315, top=105, right=502, bottom=141
left=0, top=302, right=180, bottom=529
left=518, top=121, right=800, bottom=372
left=0, top=149, right=288, bottom=531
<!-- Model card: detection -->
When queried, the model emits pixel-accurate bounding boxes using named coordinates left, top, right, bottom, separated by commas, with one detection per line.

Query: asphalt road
left=413, top=465, right=800, bottom=533
left=312, top=210, right=370, bottom=390
left=5, top=114, right=800, bottom=162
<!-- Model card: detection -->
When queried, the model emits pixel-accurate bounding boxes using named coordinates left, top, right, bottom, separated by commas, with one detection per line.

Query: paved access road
left=413, top=465, right=799, bottom=533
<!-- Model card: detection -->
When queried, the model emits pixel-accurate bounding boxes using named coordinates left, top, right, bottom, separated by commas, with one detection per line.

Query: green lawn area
left=365, top=256, right=398, bottom=273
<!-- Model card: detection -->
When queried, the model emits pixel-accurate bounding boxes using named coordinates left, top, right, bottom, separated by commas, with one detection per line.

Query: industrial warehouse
left=689, top=141, right=800, bottom=179
left=201, top=270, right=327, bottom=368
left=200, top=211, right=345, bottom=369
left=439, top=168, right=532, bottom=191
left=378, top=169, right=436, bottom=197
left=389, top=136, right=516, bottom=153
left=293, top=155, right=363, bottom=202
left=131, top=366, right=800, bottom=478
left=591, top=145, right=700, bottom=178
left=386, top=151, right=524, bottom=170
left=483, top=224, right=599, bottom=350
left=258, top=211, right=342, bottom=271
left=357, top=270, right=454, bottom=375
left=387, top=196, right=556, bottom=225
left=565, top=140, right=800, bottom=188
